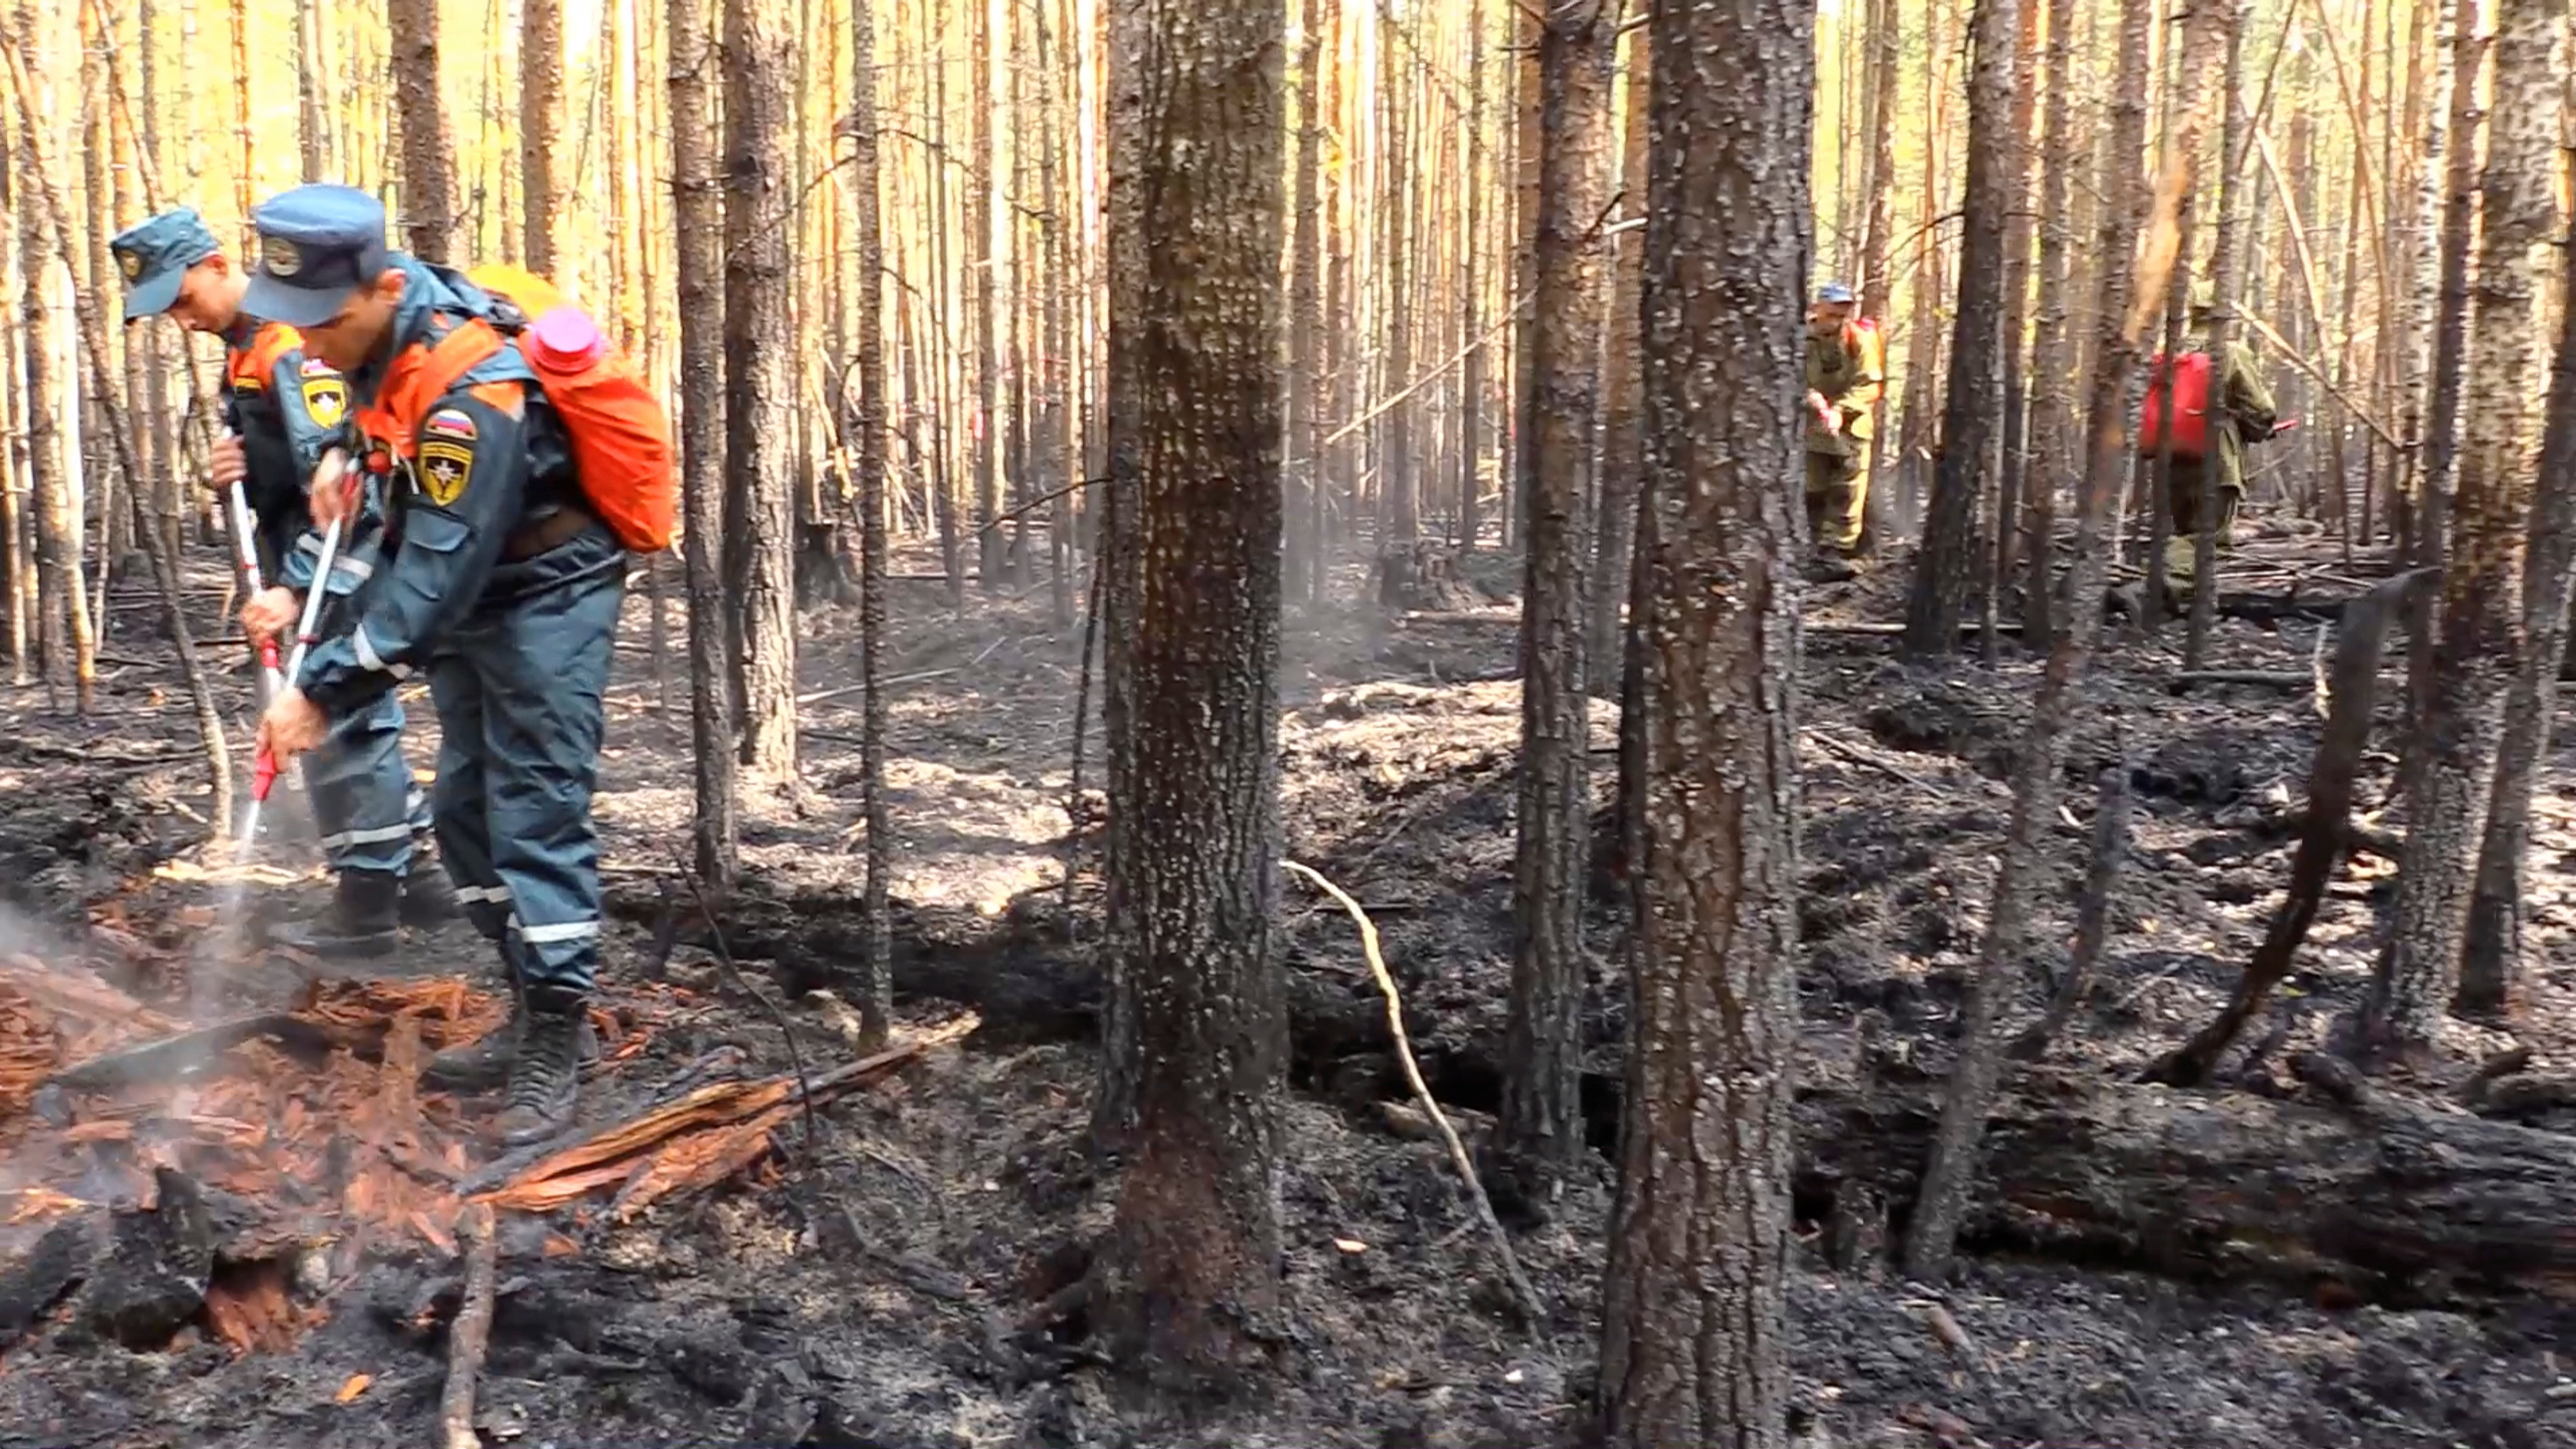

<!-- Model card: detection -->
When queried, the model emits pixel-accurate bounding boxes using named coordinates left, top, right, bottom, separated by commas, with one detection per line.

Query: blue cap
left=239, top=184, right=392, bottom=328
left=108, top=208, right=222, bottom=321
left=1815, top=281, right=1858, bottom=305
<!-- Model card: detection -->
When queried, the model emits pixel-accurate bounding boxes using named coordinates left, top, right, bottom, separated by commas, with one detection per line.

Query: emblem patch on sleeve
left=301, top=375, right=348, bottom=430
left=422, top=408, right=479, bottom=441
left=417, top=440, right=475, bottom=507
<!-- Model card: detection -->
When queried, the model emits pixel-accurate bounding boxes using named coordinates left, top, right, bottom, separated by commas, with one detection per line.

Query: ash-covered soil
left=3, top=536, right=2574, bottom=1449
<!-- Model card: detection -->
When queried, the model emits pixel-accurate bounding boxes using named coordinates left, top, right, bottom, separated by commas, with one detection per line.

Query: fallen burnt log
left=1796, top=1067, right=2576, bottom=1304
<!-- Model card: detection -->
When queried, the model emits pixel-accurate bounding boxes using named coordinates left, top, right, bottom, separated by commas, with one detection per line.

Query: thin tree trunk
left=519, top=0, right=562, bottom=273
left=669, top=0, right=737, bottom=887
left=1905, top=0, right=2160, bottom=1282
left=386, top=0, right=459, bottom=261
left=848, top=0, right=891, bottom=1041
left=295, top=0, right=330, bottom=178
left=1586, top=22, right=1648, bottom=681
left=1379, top=13, right=1418, bottom=550
left=1903, top=0, right=2018, bottom=655
left=1285, top=0, right=1325, bottom=605
left=1089, top=0, right=1288, bottom=1383
left=1988, top=0, right=2042, bottom=657
left=8, top=3, right=92, bottom=715
left=2361, top=0, right=2560, bottom=1054
left=722, top=0, right=799, bottom=781
left=2021, top=0, right=2075, bottom=651
left=2, top=19, right=225, bottom=821
left=1594, top=0, right=1804, bottom=1435
left=1497, top=0, right=1611, bottom=1213
left=970, top=0, right=1002, bottom=590
left=2456, top=186, right=2576, bottom=1015
left=2184, top=0, right=2252, bottom=663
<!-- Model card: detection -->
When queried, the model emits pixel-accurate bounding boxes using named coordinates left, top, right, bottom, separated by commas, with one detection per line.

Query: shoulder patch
left=301, top=374, right=349, bottom=430
left=417, top=439, right=475, bottom=507
left=301, top=356, right=335, bottom=376
left=422, top=408, right=478, bottom=441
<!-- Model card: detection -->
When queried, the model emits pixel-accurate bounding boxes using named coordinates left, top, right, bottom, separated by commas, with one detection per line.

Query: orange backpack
left=366, top=265, right=677, bottom=553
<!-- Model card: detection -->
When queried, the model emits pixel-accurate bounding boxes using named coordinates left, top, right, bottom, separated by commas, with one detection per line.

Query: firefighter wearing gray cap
left=1804, top=281, right=1883, bottom=555
left=109, top=205, right=452, bottom=955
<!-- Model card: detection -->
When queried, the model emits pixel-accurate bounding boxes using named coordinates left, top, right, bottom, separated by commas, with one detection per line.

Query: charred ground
left=3, top=531, right=2574, bottom=1449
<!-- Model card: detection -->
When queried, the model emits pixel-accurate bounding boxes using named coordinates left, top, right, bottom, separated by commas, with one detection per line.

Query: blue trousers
left=301, top=688, right=430, bottom=875
left=427, top=525, right=626, bottom=995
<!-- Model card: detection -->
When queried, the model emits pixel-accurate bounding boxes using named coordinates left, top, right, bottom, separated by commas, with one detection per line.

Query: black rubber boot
left=422, top=972, right=525, bottom=1092
left=398, top=854, right=462, bottom=928
left=497, top=986, right=587, bottom=1144
left=267, top=871, right=402, bottom=959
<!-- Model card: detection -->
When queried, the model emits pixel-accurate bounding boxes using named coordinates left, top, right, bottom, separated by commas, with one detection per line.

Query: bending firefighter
left=1804, top=281, right=1885, bottom=557
left=2141, top=282, right=2281, bottom=587
left=111, top=207, right=455, bottom=956
left=245, top=184, right=672, bottom=1144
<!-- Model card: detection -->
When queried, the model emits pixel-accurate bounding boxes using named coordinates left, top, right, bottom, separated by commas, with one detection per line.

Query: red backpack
left=2137, top=351, right=2215, bottom=461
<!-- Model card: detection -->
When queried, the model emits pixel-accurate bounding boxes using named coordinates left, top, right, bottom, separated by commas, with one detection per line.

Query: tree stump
left=1375, top=540, right=1482, bottom=611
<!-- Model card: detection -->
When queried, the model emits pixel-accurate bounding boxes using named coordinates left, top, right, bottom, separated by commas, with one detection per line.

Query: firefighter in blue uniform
left=243, top=185, right=624, bottom=1143
left=110, top=206, right=453, bottom=955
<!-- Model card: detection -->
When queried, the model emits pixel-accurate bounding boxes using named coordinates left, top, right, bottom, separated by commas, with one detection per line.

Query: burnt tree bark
left=669, top=0, right=737, bottom=888
left=970, top=0, right=1003, bottom=591
left=1593, top=0, right=1805, bottom=1435
left=1905, top=0, right=2158, bottom=1282
left=385, top=0, right=459, bottom=261
left=5, top=5, right=90, bottom=715
left=721, top=0, right=800, bottom=781
left=847, top=0, right=891, bottom=1041
left=2359, top=0, right=2559, bottom=1056
left=1088, top=0, right=1288, bottom=1387
left=1495, top=0, right=1611, bottom=1214
left=1986, top=0, right=2043, bottom=660
left=518, top=0, right=562, bottom=273
left=1284, top=0, right=1323, bottom=604
left=2454, top=79, right=2575, bottom=1018
left=1901, top=0, right=2017, bottom=655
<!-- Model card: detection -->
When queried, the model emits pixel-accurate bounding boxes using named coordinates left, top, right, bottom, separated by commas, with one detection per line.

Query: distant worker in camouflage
left=2161, top=282, right=2280, bottom=579
left=1804, top=280, right=1884, bottom=557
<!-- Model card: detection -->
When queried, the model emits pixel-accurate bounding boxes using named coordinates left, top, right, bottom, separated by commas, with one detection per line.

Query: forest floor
left=2, top=521, right=2574, bottom=1449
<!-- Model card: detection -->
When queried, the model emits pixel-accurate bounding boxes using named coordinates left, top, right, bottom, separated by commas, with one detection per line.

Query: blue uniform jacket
left=296, top=258, right=586, bottom=719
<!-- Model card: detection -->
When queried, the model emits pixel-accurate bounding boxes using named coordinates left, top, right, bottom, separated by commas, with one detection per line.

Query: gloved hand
left=1808, top=390, right=1839, bottom=433
left=241, top=586, right=300, bottom=646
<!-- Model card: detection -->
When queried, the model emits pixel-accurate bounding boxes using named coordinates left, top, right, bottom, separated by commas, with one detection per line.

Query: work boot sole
left=265, top=928, right=402, bottom=960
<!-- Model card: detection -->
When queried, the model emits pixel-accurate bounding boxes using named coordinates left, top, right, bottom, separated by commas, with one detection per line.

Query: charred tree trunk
left=1987, top=0, right=2043, bottom=658
left=2457, top=205, right=2576, bottom=1016
left=1455, top=0, right=1489, bottom=557
left=385, top=0, right=459, bottom=262
left=2359, top=0, right=2560, bottom=1056
left=1378, top=15, right=1418, bottom=553
left=848, top=0, right=891, bottom=1041
left=1089, top=0, right=1288, bottom=1387
left=1594, top=0, right=1805, bottom=1435
left=669, top=0, right=737, bottom=887
left=1855, top=0, right=1899, bottom=557
left=295, top=0, right=330, bottom=178
left=518, top=0, right=562, bottom=274
left=1496, top=0, right=1610, bottom=1214
left=1904, top=0, right=2158, bottom=1282
left=1903, top=0, right=2018, bottom=655
left=721, top=0, right=799, bottom=781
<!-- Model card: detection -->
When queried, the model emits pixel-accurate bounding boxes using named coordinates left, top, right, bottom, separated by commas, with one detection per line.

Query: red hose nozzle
left=252, top=744, right=281, bottom=804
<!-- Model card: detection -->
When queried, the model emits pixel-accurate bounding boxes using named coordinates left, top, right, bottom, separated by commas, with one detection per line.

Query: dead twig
left=670, top=852, right=818, bottom=1162
left=1283, top=858, right=1541, bottom=1327
left=440, top=1201, right=496, bottom=1449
